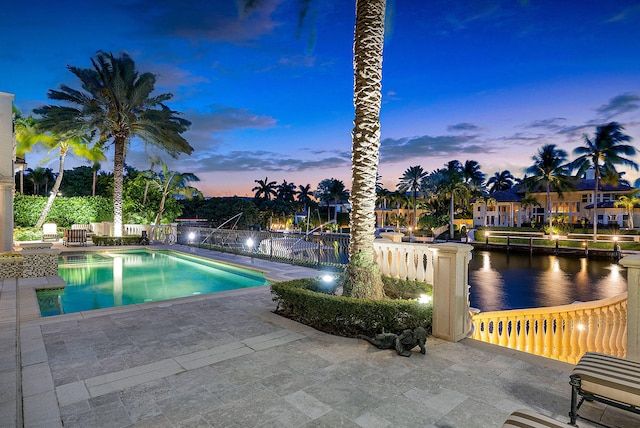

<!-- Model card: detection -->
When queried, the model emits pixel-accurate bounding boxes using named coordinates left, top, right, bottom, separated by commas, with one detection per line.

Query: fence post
left=431, top=243, right=474, bottom=342
left=619, top=255, right=640, bottom=361
left=270, top=232, right=273, bottom=260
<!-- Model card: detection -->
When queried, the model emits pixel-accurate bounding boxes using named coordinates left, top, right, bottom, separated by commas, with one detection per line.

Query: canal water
left=468, top=250, right=627, bottom=312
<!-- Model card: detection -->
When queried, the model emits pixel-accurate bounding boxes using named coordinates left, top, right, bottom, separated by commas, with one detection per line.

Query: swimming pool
left=37, top=250, right=270, bottom=316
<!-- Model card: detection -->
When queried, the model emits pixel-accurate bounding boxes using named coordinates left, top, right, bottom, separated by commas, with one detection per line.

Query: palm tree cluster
left=251, top=177, right=320, bottom=229
left=378, top=122, right=637, bottom=239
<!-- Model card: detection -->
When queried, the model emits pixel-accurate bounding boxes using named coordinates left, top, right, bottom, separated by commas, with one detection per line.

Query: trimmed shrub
left=92, top=236, right=144, bottom=246
left=271, top=278, right=432, bottom=337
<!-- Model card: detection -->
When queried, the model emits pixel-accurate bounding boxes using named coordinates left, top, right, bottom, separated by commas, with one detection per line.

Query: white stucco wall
left=0, top=91, right=16, bottom=252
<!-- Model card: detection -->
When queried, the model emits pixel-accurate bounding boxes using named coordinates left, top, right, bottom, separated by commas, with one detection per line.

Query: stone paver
left=8, top=245, right=638, bottom=427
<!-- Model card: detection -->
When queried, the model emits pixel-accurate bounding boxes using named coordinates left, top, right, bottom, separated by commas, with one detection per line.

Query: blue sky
left=2, top=0, right=639, bottom=196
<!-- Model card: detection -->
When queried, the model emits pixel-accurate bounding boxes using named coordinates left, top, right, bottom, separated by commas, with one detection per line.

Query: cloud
left=182, top=106, right=277, bottom=150
left=523, top=117, right=567, bottom=131
left=447, top=122, right=482, bottom=132
left=606, top=4, right=640, bottom=23
left=595, top=93, right=640, bottom=120
left=129, top=0, right=284, bottom=43
left=380, top=134, right=489, bottom=163
left=173, top=149, right=350, bottom=173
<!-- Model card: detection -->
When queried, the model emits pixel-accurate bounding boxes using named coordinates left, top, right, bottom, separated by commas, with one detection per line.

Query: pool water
left=37, top=250, right=269, bottom=316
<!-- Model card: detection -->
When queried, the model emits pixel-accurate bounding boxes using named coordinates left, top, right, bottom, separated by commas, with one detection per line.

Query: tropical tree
left=520, top=192, right=541, bottom=225
left=524, top=144, right=573, bottom=234
left=276, top=180, right=297, bottom=202
left=487, top=170, right=515, bottom=193
left=315, top=178, right=349, bottom=223
left=142, top=162, right=202, bottom=224
left=34, top=132, right=100, bottom=229
left=252, top=177, right=277, bottom=201
left=341, top=0, right=388, bottom=299
left=296, top=183, right=314, bottom=213
left=572, top=122, right=637, bottom=240
left=34, top=51, right=193, bottom=237
left=442, top=161, right=468, bottom=238
left=397, top=165, right=427, bottom=229
left=614, top=193, right=640, bottom=229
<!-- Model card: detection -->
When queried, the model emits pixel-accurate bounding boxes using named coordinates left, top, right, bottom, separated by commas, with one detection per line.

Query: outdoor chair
left=63, top=229, right=87, bottom=246
left=502, top=409, right=565, bottom=427
left=569, top=352, right=640, bottom=426
left=42, top=223, right=58, bottom=241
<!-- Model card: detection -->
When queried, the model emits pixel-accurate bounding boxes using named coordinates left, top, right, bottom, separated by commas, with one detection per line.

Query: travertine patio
left=2, top=245, right=638, bottom=427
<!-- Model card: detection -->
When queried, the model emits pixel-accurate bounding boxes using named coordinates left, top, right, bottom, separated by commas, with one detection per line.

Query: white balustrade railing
left=470, top=293, right=628, bottom=364
left=372, top=241, right=434, bottom=284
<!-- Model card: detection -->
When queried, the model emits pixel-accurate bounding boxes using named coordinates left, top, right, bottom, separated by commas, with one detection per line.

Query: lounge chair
left=569, top=352, right=640, bottom=426
left=63, top=229, right=87, bottom=246
left=42, top=223, right=58, bottom=241
left=502, top=409, right=566, bottom=427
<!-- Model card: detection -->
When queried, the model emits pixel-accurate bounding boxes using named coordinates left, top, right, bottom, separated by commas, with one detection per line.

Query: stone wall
left=0, top=243, right=61, bottom=279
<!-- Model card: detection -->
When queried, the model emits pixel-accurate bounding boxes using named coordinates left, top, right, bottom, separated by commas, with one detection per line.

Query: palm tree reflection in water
left=469, top=251, right=627, bottom=312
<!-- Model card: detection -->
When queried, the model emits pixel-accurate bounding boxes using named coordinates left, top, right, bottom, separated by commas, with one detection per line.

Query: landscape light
left=321, top=274, right=334, bottom=283
left=188, top=232, right=195, bottom=241
left=576, top=323, right=586, bottom=331
left=246, top=238, right=254, bottom=248
left=418, top=294, right=432, bottom=304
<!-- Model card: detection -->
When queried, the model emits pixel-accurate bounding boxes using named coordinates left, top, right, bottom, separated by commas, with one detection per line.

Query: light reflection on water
left=469, top=251, right=627, bottom=312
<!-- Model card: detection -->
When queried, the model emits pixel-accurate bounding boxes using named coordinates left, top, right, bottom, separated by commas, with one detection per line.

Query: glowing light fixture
left=418, top=294, right=432, bottom=304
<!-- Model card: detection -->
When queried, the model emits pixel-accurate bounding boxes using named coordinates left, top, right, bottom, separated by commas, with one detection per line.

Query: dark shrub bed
left=271, top=276, right=432, bottom=337
left=92, top=236, right=144, bottom=246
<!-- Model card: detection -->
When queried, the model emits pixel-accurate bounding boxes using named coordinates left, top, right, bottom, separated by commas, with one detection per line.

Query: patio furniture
left=42, top=223, right=58, bottom=241
left=569, top=352, right=640, bottom=426
left=63, top=229, right=87, bottom=246
left=502, top=409, right=565, bottom=427
left=71, top=223, right=94, bottom=237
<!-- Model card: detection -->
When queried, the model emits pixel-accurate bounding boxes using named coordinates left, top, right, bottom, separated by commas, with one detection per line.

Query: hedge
left=271, top=277, right=432, bottom=337
left=14, top=194, right=112, bottom=228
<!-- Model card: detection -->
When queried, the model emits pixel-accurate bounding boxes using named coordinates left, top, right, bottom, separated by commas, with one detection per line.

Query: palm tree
left=14, top=112, right=56, bottom=194
left=26, top=168, right=47, bottom=195
left=35, top=51, right=193, bottom=237
left=443, top=161, right=467, bottom=238
left=397, top=165, right=427, bottom=229
left=462, top=160, right=485, bottom=187
left=34, top=132, right=99, bottom=229
left=343, top=0, right=387, bottom=299
left=487, top=170, right=515, bottom=193
left=572, top=122, right=637, bottom=240
left=316, top=178, right=349, bottom=223
left=276, top=180, right=297, bottom=203
left=143, top=162, right=201, bottom=224
left=296, top=184, right=314, bottom=213
left=614, top=193, right=640, bottom=229
left=520, top=193, right=541, bottom=225
left=524, top=144, right=573, bottom=234
left=252, top=177, right=277, bottom=201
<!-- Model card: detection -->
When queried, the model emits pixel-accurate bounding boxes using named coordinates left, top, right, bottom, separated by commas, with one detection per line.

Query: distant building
left=472, top=172, right=636, bottom=228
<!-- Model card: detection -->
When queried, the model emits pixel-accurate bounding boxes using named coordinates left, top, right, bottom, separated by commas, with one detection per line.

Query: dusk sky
left=2, top=0, right=640, bottom=197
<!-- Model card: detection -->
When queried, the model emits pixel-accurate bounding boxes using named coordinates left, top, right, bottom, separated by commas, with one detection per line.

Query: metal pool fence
left=176, top=226, right=351, bottom=266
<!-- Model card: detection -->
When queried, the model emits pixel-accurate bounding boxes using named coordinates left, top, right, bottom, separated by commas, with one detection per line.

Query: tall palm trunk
left=449, top=193, right=455, bottom=238
left=547, top=184, right=553, bottom=234
left=343, top=0, right=386, bottom=299
left=113, top=137, right=126, bottom=237
left=35, top=152, right=67, bottom=229
left=593, top=171, right=599, bottom=241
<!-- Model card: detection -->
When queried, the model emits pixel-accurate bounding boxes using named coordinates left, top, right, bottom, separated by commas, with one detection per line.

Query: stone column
left=0, top=92, right=16, bottom=252
left=619, top=255, right=640, bottom=361
left=431, top=243, right=474, bottom=342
